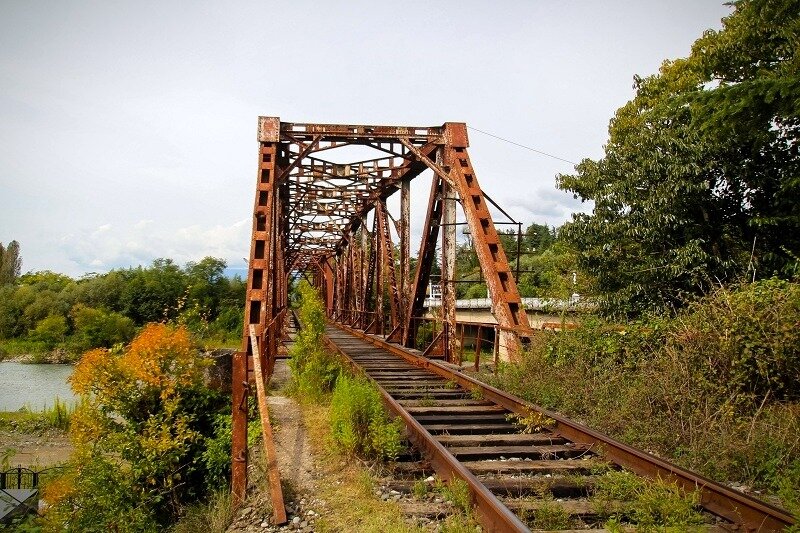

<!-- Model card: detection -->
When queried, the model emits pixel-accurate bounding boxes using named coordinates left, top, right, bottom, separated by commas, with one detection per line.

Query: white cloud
left=499, top=187, right=593, bottom=228
left=58, top=218, right=250, bottom=274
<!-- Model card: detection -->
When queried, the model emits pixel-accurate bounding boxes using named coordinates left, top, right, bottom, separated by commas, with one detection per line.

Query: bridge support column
left=441, top=163, right=458, bottom=364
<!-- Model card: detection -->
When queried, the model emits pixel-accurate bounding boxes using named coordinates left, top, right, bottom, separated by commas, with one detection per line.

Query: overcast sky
left=0, top=1, right=731, bottom=277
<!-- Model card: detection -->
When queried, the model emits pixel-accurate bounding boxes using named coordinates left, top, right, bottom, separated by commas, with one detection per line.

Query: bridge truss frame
left=232, top=117, right=533, bottom=512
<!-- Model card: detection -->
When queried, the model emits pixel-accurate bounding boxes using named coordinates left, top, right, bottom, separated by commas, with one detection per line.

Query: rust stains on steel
left=234, top=117, right=534, bottom=512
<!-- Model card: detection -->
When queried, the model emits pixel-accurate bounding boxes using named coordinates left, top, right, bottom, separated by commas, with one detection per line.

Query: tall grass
left=288, top=281, right=341, bottom=403
left=330, top=373, right=405, bottom=461
left=42, top=397, right=74, bottom=430
left=0, top=397, right=77, bottom=432
left=172, top=489, right=235, bottom=533
left=489, top=279, right=800, bottom=515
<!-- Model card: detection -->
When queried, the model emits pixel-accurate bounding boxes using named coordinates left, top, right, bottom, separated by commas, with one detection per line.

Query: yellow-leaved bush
left=43, top=323, right=225, bottom=532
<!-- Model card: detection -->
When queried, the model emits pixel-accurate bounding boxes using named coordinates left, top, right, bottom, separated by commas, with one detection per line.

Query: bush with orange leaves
left=42, top=323, right=227, bottom=532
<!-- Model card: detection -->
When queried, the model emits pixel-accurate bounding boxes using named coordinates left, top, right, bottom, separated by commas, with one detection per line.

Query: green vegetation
left=37, top=324, right=231, bottom=532
left=330, top=374, right=405, bottom=461
left=523, top=501, right=572, bottom=530
left=557, top=0, right=800, bottom=315
left=288, top=281, right=340, bottom=403
left=456, top=223, right=587, bottom=300
left=0, top=240, right=22, bottom=286
left=0, top=254, right=245, bottom=361
left=297, top=406, right=426, bottom=533
left=171, top=489, right=235, bottom=533
left=289, top=281, right=405, bottom=462
left=591, top=471, right=705, bottom=529
left=479, top=2, right=800, bottom=521
left=490, top=280, right=800, bottom=515
left=435, top=478, right=472, bottom=516
left=505, top=409, right=555, bottom=434
left=0, top=397, right=75, bottom=433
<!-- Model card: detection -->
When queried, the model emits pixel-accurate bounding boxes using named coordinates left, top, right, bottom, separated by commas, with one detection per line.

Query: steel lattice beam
left=233, top=117, right=532, bottom=515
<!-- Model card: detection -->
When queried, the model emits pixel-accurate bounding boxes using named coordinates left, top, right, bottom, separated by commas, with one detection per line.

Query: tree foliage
left=43, top=324, right=226, bottom=531
left=0, top=256, right=245, bottom=356
left=455, top=222, right=570, bottom=299
left=557, top=0, right=800, bottom=315
left=0, top=240, right=22, bottom=285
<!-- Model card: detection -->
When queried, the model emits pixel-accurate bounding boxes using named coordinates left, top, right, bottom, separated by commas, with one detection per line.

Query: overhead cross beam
left=233, top=117, right=533, bottom=513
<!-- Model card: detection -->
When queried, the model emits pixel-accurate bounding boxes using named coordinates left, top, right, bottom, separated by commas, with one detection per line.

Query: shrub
left=668, top=278, right=800, bottom=405
left=41, top=454, right=159, bottom=533
left=201, top=409, right=262, bottom=489
left=414, top=321, right=436, bottom=350
left=71, top=304, right=136, bottom=349
left=330, top=373, right=405, bottom=461
left=43, top=324, right=227, bottom=531
left=592, top=471, right=704, bottom=528
left=289, top=281, right=341, bottom=403
left=489, top=279, right=800, bottom=511
left=28, top=315, right=69, bottom=349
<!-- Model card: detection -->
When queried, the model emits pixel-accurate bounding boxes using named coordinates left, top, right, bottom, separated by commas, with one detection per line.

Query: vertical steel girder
left=440, top=154, right=458, bottom=363
left=376, top=200, right=402, bottom=334
left=233, top=125, right=287, bottom=520
left=234, top=118, right=532, bottom=512
left=443, top=124, right=531, bottom=358
left=402, top=174, right=445, bottom=348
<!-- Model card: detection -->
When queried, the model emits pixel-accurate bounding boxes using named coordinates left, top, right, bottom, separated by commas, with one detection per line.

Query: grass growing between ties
left=488, top=279, right=800, bottom=516
left=591, top=471, right=705, bottom=529
left=523, top=501, right=573, bottom=531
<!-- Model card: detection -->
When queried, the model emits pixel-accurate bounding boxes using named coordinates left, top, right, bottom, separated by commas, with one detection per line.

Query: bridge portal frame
left=233, top=117, right=533, bottom=514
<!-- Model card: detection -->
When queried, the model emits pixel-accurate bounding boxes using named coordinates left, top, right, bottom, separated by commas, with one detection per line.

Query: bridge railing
left=332, top=308, right=525, bottom=370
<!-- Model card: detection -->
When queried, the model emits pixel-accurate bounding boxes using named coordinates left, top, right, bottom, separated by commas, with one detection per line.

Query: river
left=0, top=362, right=76, bottom=411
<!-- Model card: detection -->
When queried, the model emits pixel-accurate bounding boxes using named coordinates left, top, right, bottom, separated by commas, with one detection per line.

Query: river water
left=0, top=362, right=76, bottom=411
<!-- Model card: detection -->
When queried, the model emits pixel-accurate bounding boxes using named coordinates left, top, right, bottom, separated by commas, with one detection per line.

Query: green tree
left=0, top=285, right=25, bottom=338
left=29, top=315, right=69, bottom=349
left=71, top=304, right=136, bottom=349
left=120, top=259, right=188, bottom=324
left=524, top=223, right=555, bottom=253
left=0, top=240, right=22, bottom=285
left=558, top=0, right=800, bottom=315
left=517, top=241, right=588, bottom=299
left=184, top=257, right=227, bottom=318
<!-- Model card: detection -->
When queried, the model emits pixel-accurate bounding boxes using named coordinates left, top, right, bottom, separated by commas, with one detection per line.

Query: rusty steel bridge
left=231, top=118, right=795, bottom=532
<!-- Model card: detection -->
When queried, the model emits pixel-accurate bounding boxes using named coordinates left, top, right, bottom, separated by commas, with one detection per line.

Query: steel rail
left=332, top=322, right=796, bottom=533
left=322, top=330, right=530, bottom=533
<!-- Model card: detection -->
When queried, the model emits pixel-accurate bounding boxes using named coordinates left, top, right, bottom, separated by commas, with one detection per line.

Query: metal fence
left=0, top=466, right=65, bottom=490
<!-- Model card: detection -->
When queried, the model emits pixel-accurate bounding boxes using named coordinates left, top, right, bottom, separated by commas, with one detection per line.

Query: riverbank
left=0, top=409, right=73, bottom=469
left=0, top=340, right=81, bottom=364
left=0, top=353, right=76, bottom=364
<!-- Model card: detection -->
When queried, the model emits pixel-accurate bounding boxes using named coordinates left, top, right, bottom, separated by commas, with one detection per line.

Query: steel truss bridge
left=230, top=117, right=795, bottom=532
left=232, top=117, right=533, bottom=511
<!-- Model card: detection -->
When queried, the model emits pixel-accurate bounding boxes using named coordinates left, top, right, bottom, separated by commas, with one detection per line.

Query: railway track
left=321, top=322, right=795, bottom=532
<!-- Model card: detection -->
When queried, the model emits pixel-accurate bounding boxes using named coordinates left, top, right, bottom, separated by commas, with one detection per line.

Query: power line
left=466, top=125, right=578, bottom=165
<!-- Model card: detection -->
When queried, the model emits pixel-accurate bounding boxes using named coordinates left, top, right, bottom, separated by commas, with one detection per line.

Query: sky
left=0, top=1, right=732, bottom=277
